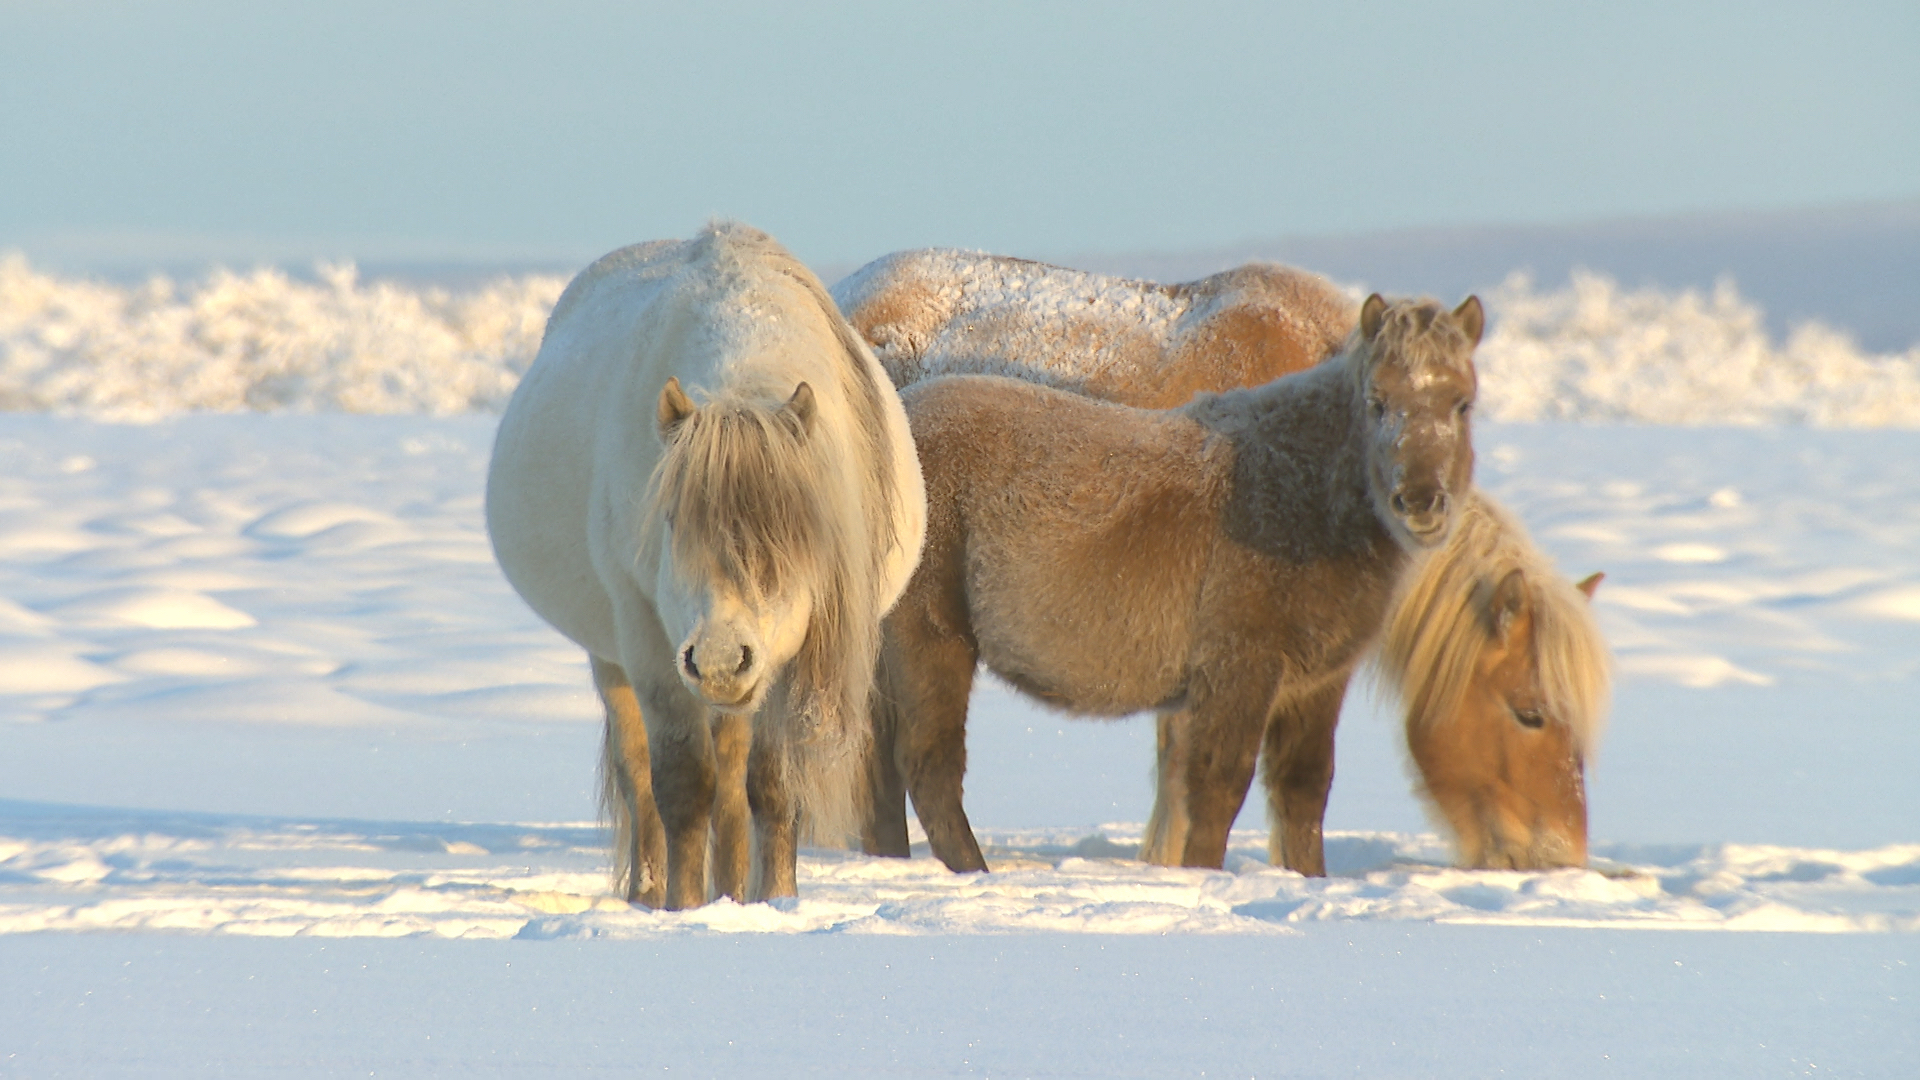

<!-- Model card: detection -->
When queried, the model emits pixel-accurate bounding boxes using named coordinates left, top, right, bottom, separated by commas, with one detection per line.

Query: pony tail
left=598, top=720, right=637, bottom=895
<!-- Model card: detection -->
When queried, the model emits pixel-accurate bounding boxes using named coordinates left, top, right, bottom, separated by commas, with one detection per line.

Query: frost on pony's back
left=485, top=222, right=926, bottom=909
left=831, top=249, right=1355, bottom=407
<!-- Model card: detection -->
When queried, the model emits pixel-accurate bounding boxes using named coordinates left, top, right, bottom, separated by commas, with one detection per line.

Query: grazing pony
left=837, top=251, right=1608, bottom=872
left=486, top=223, right=926, bottom=908
left=874, top=295, right=1482, bottom=874
left=1142, top=493, right=1608, bottom=870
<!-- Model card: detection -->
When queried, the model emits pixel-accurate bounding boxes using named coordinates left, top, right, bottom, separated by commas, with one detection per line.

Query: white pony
left=486, top=223, right=927, bottom=909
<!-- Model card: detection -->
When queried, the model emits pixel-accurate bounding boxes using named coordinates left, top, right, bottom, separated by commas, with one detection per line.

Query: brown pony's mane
left=1344, top=295, right=1485, bottom=398
left=1377, top=492, right=1610, bottom=755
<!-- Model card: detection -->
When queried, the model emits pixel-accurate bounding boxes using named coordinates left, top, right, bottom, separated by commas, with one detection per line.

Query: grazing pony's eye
left=1456, top=400, right=1473, bottom=419
left=1368, top=398, right=1387, bottom=420
left=1513, top=708, right=1546, bottom=730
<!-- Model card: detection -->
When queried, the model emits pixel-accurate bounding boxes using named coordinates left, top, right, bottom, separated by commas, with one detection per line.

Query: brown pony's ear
left=1453, top=295, right=1485, bottom=346
left=782, top=381, right=817, bottom=438
left=1575, top=571, right=1604, bottom=599
left=1360, top=294, right=1388, bottom=340
left=657, top=377, right=695, bottom=439
left=1484, top=568, right=1528, bottom=643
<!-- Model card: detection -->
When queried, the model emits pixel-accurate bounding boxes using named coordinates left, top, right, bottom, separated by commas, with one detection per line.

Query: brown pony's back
left=833, top=250, right=1354, bottom=406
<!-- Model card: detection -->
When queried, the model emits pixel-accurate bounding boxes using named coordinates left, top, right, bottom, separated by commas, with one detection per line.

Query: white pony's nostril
left=682, top=645, right=701, bottom=681
left=735, top=645, right=753, bottom=675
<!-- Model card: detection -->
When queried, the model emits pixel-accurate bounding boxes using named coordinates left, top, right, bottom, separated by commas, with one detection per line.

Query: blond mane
left=1376, top=492, right=1610, bottom=755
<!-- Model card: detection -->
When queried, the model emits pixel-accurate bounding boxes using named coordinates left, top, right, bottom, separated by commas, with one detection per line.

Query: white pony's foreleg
left=615, top=608, right=723, bottom=910
left=745, top=710, right=799, bottom=901
left=709, top=711, right=753, bottom=901
left=1140, top=711, right=1192, bottom=865
left=592, top=656, right=666, bottom=908
left=641, top=685, right=721, bottom=910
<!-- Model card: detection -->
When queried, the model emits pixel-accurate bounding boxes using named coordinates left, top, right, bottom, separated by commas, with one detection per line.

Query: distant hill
left=1056, top=200, right=1920, bottom=352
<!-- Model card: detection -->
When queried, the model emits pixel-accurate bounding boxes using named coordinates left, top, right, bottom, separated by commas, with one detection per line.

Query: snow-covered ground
left=2, top=238, right=1918, bottom=1074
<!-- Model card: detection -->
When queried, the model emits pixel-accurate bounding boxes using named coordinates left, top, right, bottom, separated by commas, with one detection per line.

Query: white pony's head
left=648, top=375, right=835, bottom=718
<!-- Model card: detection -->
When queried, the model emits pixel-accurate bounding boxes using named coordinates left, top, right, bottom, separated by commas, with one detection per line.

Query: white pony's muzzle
left=677, top=625, right=765, bottom=712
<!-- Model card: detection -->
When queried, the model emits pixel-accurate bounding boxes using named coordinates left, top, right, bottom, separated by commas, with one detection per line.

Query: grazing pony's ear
left=657, top=377, right=695, bottom=439
left=1360, top=294, right=1388, bottom=340
left=1483, top=568, right=1529, bottom=645
left=1575, top=571, right=1604, bottom=600
left=782, top=382, right=817, bottom=438
left=1453, top=295, right=1485, bottom=346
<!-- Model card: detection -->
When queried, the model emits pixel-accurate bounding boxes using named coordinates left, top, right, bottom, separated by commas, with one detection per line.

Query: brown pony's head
left=1382, top=496, right=1611, bottom=869
left=1351, top=294, right=1482, bottom=548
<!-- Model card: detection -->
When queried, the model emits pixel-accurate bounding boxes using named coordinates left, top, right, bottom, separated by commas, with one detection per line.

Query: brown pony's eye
left=1456, top=400, right=1473, bottom=418
left=1513, top=708, right=1546, bottom=730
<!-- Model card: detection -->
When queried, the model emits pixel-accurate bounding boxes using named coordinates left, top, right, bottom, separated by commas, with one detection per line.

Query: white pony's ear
left=658, top=377, right=695, bottom=439
left=1575, top=571, right=1604, bottom=600
left=783, top=381, right=816, bottom=438
left=1360, top=294, right=1388, bottom=340
left=1453, top=295, right=1485, bottom=346
left=1486, top=568, right=1528, bottom=643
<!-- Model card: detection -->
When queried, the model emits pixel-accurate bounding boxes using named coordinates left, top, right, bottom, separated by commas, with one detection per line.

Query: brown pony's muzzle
left=1391, top=488, right=1452, bottom=543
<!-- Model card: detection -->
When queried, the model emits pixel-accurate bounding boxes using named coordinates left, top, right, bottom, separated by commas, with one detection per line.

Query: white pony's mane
left=643, top=221, right=906, bottom=841
left=1376, top=492, right=1611, bottom=755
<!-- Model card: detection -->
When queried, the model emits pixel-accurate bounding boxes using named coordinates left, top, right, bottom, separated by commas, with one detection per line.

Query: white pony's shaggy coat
left=486, top=223, right=925, bottom=905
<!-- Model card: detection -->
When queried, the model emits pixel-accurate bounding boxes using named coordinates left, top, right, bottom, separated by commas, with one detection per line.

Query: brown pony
left=835, top=251, right=1608, bottom=872
left=870, top=295, right=1483, bottom=874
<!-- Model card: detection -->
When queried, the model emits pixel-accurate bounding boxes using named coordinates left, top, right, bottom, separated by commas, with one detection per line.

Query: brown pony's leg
left=746, top=732, right=798, bottom=900
left=591, top=657, right=666, bottom=908
left=1178, top=687, right=1269, bottom=868
left=889, top=627, right=987, bottom=873
left=861, top=678, right=913, bottom=858
left=709, top=711, right=752, bottom=901
left=1260, top=678, right=1347, bottom=877
left=1139, top=711, right=1192, bottom=866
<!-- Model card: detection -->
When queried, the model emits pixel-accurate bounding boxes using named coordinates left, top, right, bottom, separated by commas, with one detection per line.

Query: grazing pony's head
left=1349, top=294, right=1483, bottom=549
left=1380, top=494, right=1611, bottom=869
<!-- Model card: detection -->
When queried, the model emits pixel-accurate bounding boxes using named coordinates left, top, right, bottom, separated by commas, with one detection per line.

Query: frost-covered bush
left=1475, top=271, right=1920, bottom=426
left=0, top=255, right=565, bottom=420
left=4, top=254, right=1918, bottom=425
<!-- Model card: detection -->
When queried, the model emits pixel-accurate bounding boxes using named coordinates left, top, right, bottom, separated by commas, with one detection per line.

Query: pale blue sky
left=3, top=1, right=1915, bottom=270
